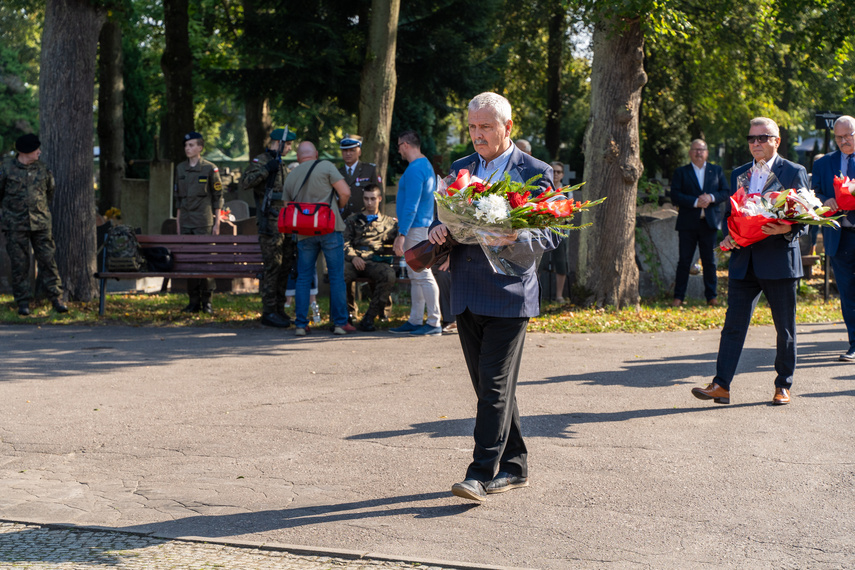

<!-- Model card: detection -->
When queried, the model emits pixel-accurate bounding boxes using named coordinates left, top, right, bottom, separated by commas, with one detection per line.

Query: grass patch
left=0, top=270, right=843, bottom=333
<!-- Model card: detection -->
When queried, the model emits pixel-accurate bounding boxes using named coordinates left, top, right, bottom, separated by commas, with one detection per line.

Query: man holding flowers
left=428, top=92, right=558, bottom=502
left=692, top=117, right=808, bottom=407
left=811, top=115, right=855, bottom=362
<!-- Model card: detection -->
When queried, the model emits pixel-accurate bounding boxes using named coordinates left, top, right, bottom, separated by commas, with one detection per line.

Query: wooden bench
left=95, top=234, right=263, bottom=315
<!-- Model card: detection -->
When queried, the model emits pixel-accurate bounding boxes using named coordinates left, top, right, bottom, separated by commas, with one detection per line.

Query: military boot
left=17, top=302, right=30, bottom=316
left=357, top=311, right=377, bottom=332
left=262, top=311, right=291, bottom=328
left=51, top=298, right=68, bottom=313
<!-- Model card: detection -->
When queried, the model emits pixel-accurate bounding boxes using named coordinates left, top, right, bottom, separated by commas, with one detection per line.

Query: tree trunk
left=577, top=17, right=646, bottom=308
left=97, top=16, right=124, bottom=213
left=358, top=0, right=400, bottom=212
left=160, top=0, right=194, bottom=164
left=245, top=93, right=271, bottom=159
left=544, top=2, right=563, bottom=160
left=39, top=0, right=105, bottom=301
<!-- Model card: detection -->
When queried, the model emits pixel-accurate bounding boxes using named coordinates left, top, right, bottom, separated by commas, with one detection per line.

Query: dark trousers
left=714, top=264, right=797, bottom=390
left=181, top=225, right=215, bottom=303
left=675, top=226, right=718, bottom=301
left=456, top=309, right=529, bottom=482
left=830, top=230, right=855, bottom=352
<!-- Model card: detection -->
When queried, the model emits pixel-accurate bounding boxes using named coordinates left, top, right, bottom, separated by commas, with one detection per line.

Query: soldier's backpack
left=106, top=225, right=146, bottom=272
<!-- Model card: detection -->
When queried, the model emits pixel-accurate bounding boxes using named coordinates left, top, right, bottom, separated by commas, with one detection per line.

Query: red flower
left=533, top=199, right=575, bottom=218
left=507, top=191, right=531, bottom=209
left=472, top=182, right=488, bottom=194
left=447, top=169, right=471, bottom=195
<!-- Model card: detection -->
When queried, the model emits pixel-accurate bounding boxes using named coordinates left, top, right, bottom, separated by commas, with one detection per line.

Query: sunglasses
left=746, top=134, right=777, bottom=144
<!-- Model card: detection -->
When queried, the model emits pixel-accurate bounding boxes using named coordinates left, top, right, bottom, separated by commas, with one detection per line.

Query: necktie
left=348, top=167, right=353, bottom=177
left=847, top=155, right=855, bottom=225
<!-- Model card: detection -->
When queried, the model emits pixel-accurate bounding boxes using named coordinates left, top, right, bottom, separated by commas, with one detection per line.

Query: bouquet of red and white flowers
left=724, top=169, right=839, bottom=249
left=832, top=175, right=855, bottom=210
left=405, top=169, right=605, bottom=276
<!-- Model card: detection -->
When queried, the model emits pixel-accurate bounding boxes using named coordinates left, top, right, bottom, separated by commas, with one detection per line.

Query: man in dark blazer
left=812, top=115, right=855, bottom=361
left=339, top=137, right=381, bottom=219
left=692, top=117, right=808, bottom=406
left=670, top=139, right=729, bottom=306
left=428, top=92, right=558, bottom=502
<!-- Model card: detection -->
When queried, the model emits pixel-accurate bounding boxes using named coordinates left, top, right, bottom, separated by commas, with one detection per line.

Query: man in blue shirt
left=391, top=130, right=441, bottom=336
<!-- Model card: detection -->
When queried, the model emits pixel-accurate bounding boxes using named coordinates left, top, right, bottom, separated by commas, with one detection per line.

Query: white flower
left=474, top=194, right=510, bottom=223
left=794, top=187, right=823, bottom=209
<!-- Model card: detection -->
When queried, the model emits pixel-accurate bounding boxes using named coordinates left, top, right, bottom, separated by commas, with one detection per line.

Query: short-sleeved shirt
left=175, top=158, right=224, bottom=229
left=283, top=160, right=346, bottom=237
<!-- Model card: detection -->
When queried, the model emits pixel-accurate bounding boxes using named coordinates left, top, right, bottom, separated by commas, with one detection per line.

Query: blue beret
left=184, top=132, right=203, bottom=142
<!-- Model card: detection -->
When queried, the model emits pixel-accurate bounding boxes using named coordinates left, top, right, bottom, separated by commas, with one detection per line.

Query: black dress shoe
left=201, top=302, right=213, bottom=314
left=451, top=479, right=487, bottom=502
left=261, top=312, right=291, bottom=328
left=51, top=299, right=68, bottom=313
left=17, top=302, right=30, bottom=316
left=181, top=302, right=200, bottom=313
left=839, top=350, right=855, bottom=362
left=486, top=472, right=529, bottom=494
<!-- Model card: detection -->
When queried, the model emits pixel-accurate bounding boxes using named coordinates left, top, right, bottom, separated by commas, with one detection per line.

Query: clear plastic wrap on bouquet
left=436, top=195, right=563, bottom=276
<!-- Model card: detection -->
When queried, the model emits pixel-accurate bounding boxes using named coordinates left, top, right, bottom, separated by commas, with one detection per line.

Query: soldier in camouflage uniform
left=241, top=127, right=297, bottom=328
left=174, top=131, right=223, bottom=314
left=0, top=134, right=68, bottom=316
left=343, top=184, right=397, bottom=331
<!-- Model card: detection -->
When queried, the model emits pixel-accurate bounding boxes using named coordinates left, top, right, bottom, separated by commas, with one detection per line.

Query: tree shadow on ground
left=347, top=403, right=765, bottom=441
left=0, top=525, right=162, bottom=564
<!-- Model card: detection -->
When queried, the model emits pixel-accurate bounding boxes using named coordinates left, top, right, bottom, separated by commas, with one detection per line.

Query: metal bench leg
left=99, top=278, right=107, bottom=316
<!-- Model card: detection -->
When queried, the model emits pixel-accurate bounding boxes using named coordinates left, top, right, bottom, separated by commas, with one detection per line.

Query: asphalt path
left=1, top=322, right=854, bottom=569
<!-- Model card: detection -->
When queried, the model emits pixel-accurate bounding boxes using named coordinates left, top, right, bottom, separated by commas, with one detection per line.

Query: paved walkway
left=0, top=522, right=460, bottom=569
left=1, top=322, right=854, bottom=569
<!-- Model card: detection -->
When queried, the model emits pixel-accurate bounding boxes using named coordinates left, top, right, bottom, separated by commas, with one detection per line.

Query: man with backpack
left=174, top=132, right=223, bottom=314
left=0, top=134, right=68, bottom=316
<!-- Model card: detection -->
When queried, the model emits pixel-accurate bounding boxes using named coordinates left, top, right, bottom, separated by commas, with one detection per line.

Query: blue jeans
left=295, top=232, right=347, bottom=329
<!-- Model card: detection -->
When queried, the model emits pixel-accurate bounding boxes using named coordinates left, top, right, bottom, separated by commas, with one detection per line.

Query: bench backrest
left=137, top=235, right=262, bottom=275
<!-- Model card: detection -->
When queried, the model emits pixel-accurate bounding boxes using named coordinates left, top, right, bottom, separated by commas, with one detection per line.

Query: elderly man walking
left=429, top=92, right=558, bottom=502
left=813, top=115, right=855, bottom=361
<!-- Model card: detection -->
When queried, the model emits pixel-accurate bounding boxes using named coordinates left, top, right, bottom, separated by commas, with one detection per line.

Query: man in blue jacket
left=692, top=117, right=807, bottom=406
left=812, top=115, right=855, bottom=361
left=429, top=92, right=558, bottom=502
left=391, top=130, right=441, bottom=336
left=670, top=139, right=729, bottom=306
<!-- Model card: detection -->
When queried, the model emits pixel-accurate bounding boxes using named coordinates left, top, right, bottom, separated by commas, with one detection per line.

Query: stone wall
left=635, top=208, right=707, bottom=300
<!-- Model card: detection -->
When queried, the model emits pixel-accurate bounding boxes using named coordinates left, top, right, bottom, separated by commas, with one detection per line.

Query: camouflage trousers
left=3, top=229, right=63, bottom=305
left=181, top=226, right=215, bottom=303
left=259, top=232, right=296, bottom=313
left=344, top=259, right=396, bottom=319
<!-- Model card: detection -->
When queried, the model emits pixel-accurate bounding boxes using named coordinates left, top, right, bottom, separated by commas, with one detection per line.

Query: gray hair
left=834, top=115, right=855, bottom=131
left=690, top=139, right=708, bottom=149
left=749, top=117, right=780, bottom=137
left=468, top=92, right=512, bottom=124
left=515, top=139, right=531, bottom=153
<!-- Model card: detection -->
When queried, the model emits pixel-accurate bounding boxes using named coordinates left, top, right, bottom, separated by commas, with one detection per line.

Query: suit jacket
left=671, top=162, right=729, bottom=231
left=339, top=161, right=381, bottom=219
left=446, top=145, right=557, bottom=318
left=727, top=156, right=808, bottom=280
left=811, top=150, right=844, bottom=257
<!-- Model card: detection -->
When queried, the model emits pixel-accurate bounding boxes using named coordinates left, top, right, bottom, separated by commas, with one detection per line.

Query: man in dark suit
left=692, top=117, right=808, bottom=406
left=428, top=92, right=558, bottom=502
left=812, top=115, right=855, bottom=361
left=670, top=139, right=729, bottom=306
left=338, top=137, right=381, bottom=219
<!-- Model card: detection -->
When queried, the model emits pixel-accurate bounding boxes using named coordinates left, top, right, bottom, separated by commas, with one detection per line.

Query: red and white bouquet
left=832, top=175, right=855, bottom=211
left=405, top=169, right=605, bottom=276
left=725, top=185, right=839, bottom=249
